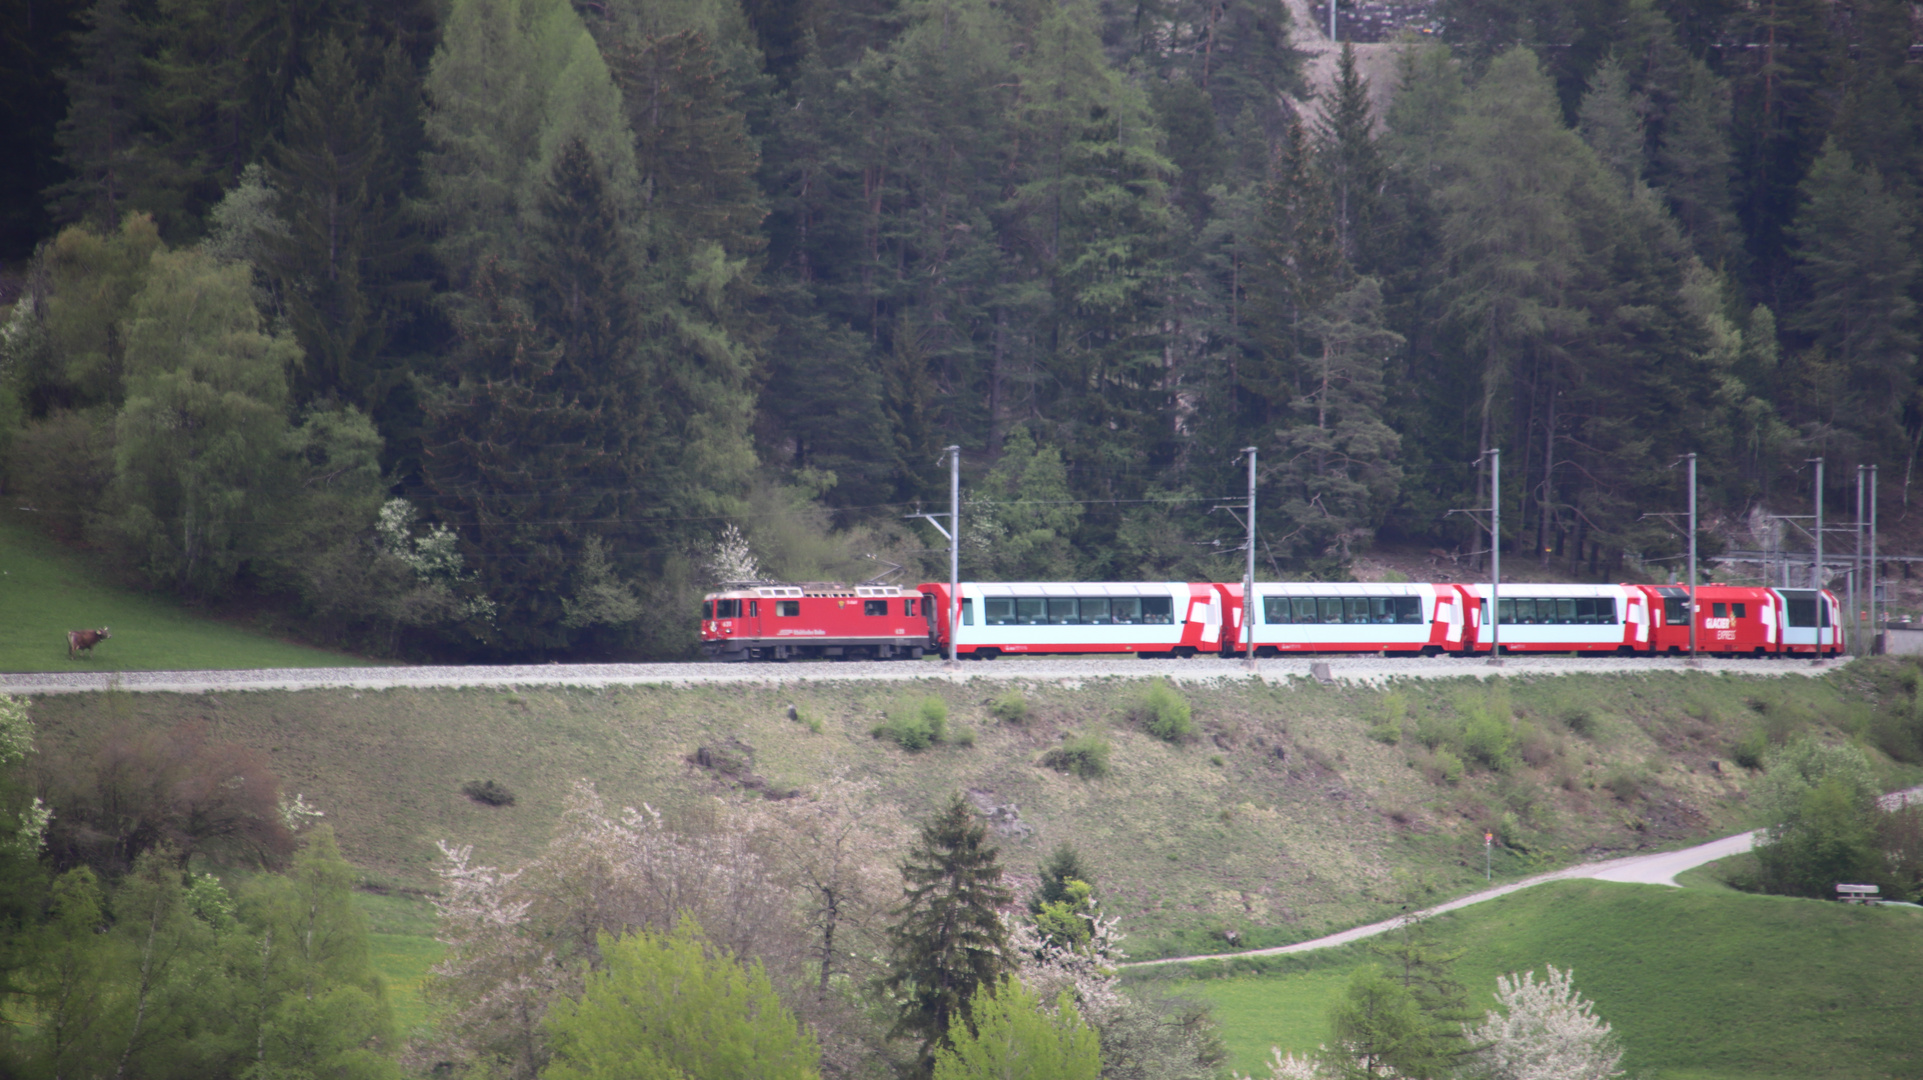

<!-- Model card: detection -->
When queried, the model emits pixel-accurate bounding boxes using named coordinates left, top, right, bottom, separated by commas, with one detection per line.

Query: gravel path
left=0, top=653, right=1835, bottom=695
left=1127, top=783, right=1923, bottom=969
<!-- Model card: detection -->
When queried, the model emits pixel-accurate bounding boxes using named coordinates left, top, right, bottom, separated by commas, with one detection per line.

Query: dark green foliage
left=1368, top=917, right=1481, bottom=1077
left=1028, top=843, right=1093, bottom=915
left=883, top=794, right=1014, bottom=1074
left=1040, top=734, right=1112, bottom=780
left=461, top=779, right=515, bottom=806
left=13, top=0, right=1923, bottom=662
left=1324, top=964, right=1432, bottom=1078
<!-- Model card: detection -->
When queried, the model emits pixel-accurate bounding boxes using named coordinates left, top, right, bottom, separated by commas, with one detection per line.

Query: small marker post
left=1484, top=831, right=1493, bottom=881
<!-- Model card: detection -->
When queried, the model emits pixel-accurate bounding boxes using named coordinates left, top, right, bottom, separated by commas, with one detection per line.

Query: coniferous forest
left=0, top=0, right=1919, bottom=660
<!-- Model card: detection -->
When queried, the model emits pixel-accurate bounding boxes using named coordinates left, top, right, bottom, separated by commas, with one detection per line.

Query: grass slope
left=24, top=667, right=1915, bottom=959
left=1168, top=880, right=1923, bottom=1080
left=0, top=513, right=367, bottom=672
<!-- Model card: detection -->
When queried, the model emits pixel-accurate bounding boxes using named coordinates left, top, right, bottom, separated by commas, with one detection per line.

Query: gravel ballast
left=2, top=653, right=1835, bottom=695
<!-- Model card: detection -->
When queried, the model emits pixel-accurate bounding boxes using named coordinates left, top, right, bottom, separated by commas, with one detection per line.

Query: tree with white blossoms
left=411, top=781, right=803, bottom=1080
left=1008, top=876, right=1225, bottom=1080
left=706, top=522, right=762, bottom=584
left=1464, top=966, right=1623, bottom=1080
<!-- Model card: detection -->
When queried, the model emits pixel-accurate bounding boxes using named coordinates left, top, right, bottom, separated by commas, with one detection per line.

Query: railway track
left=0, top=653, right=1836, bottom=696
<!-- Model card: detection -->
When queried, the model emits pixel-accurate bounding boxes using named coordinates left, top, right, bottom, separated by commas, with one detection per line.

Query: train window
left=1712, top=603, right=1727, bottom=619
left=1141, top=597, right=1174, bottom=624
left=703, top=601, right=714, bottom=619
left=1312, top=598, right=1338, bottom=624
left=1786, top=598, right=1816, bottom=626
left=777, top=600, right=800, bottom=617
left=904, top=598, right=918, bottom=617
left=1395, top=597, right=1423, bottom=623
left=1574, top=598, right=1597, bottom=623
left=1733, top=602, right=1747, bottom=619
left=1290, top=598, right=1315, bottom=623
left=1340, top=598, right=1366, bottom=624
left=864, top=600, right=887, bottom=616
left=1016, top=597, right=1046, bottom=624
left=715, top=599, right=741, bottom=618
left=1111, top=597, right=1142, bottom=623
left=1663, top=597, right=1688, bottom=625
left=1048, top=598, right=1078, bottom=625
left=1496, top=599, right=1515, bottom=623
left=749, top=601, right=759, bottom=617
left=961, top=599, right=975, bottom=625
left=985, top=598, right=1016, bottom=625
left=1081, top=598, right=1111, bottom=624
left=1556, top=599, right=1577, bottom=623
left=1262, top=597, right=1290, bottom=624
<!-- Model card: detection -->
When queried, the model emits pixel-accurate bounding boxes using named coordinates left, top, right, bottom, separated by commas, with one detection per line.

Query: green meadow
left=0, top=511, right=368, bottom=672
left=1160, top=878, right=1923, bottom=1080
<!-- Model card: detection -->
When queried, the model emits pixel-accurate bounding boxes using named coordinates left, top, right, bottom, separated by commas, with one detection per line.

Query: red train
left=699, top=580, right=1843, bottom=661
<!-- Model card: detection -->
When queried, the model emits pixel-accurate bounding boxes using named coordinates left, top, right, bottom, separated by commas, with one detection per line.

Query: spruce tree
left=1786, top=141, right=1919, bottom=455
left=49, top=0, right=152, bottom=229
left=418, top=140, right=651, bottom=654
left=1368, top=918, right=1480, bottom=1078
left=1317, top=43, right=1386, bottom=270
left=1027, top=844, right=1091, bottom=915
left=269, top=35, right=415, bottom=411
left=884, top=794, right=1015, bottom=1075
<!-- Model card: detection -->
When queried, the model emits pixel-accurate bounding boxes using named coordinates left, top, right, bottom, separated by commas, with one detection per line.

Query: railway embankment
left=17, top=660, right=1919, bottom=958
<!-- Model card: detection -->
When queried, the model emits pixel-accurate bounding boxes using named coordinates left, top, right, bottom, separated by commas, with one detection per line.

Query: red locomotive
left=700, top=582, right=931, bottom=661
left=699, top=579, right=1843, bottom=661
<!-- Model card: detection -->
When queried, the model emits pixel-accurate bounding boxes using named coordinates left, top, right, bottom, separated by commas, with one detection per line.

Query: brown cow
left=67, top=628, right=110, bottom=658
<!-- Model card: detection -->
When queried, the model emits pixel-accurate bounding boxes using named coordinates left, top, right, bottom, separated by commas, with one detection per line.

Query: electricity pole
left=1871, top=465, right=1880, bottom=653
left=1244, top=447, right=1258, bottom=671
left=1687, top=452, right=1698, bottom=666
left=1857, top=465, right=1866, bottom=657
left=1811, top=456, right=1825, bottom=662
left=1489, top=448, right=1502, bottom=666
left=948, top=445, right=960, bottom=668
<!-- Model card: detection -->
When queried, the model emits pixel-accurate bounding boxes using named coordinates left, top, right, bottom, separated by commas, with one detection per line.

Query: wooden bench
left=1836, top=883, right=1880, bottom=904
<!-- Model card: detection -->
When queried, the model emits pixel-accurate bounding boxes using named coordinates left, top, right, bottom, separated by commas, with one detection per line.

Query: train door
left=1436, top=587, right=1467, bottom=650
left=1774, top=589, right=1826, bottom=653
left=1622, top=589, right=1650, bottom=651
left=1191, top=589, right=1223, bottom=647
left=744, top=597, right=763, bottom=642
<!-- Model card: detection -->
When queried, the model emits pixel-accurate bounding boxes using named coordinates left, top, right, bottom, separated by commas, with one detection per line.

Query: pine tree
left=269, top=35, right=416, bottom=412
left=1785, top=141, right=1919, bottom=455
left=1317, top=43, right=1386, bottom=270
left=1027, top=843, right=1091, bottom=915
left=1324, top=964, right=1431, bottom=1078
left=49, top=0, right=153, bottom=229
left=417, top=135, right=654, bottom=654
left=1577, top=56, right=1643, bottom=194
left=1368, top=918, right=1480, bottom=1077
left=883, top=794, right=1015, bottom=1075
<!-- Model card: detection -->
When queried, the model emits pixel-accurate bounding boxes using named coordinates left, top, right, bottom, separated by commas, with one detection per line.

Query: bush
left=1430, top=749, right=1465, bottom=786
left=952, top=725, right=977, bottom=748
left=990, top=688, right=1030, bottom=724
left=1133, top=680, right=1194, bottom=742
left=462, top=779, right=516, bottom=806
left=1601, top=767, right=1642, bottom=803
left=872, top=697, right=949, bottom=751
left=1559, top=707, right=1595, bottom=738
left=1041, top=733, right=1111, bottom=779
left=1730, top=729, right=1768, bottom=771
left=1460, top=706, right=1517, bottom=772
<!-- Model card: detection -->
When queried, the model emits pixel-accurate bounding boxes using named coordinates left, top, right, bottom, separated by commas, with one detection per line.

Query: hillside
left=22, top=663, right=1920, bottom=958
left=1159, top=878, right=1923, bottom=1080
left=0, top=511, right=371, bottom=673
